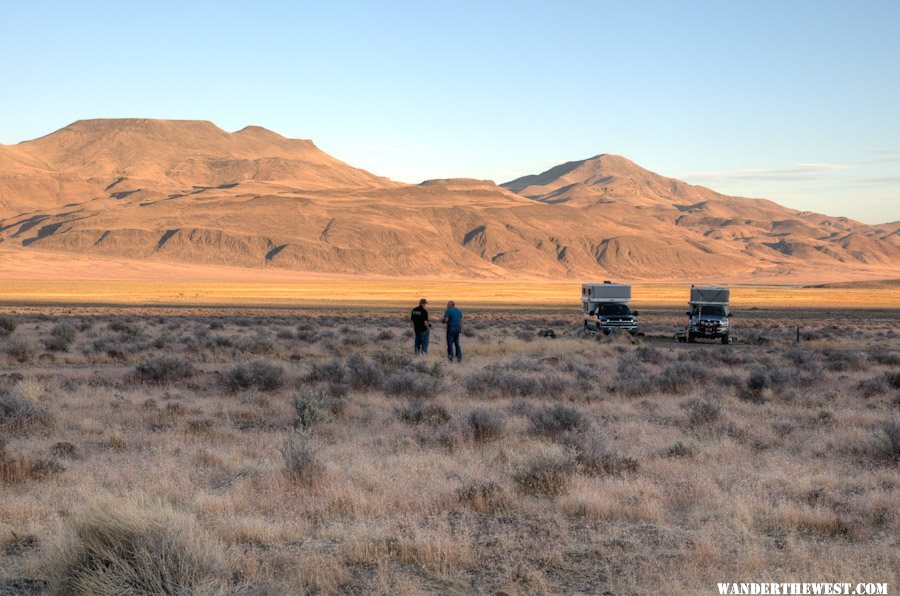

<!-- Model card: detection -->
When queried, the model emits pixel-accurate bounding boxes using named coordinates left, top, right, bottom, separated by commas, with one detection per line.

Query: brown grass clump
left=280, top=430, right=326, bottom=486
left=655, top=361, right=710, bottom=394
left=50, top=441, right=79, bottom=459
left=528, top=403, right=590, bottom=437
left=399, top=400, right=451, bottom=426
left=874, top=420, right=900, bottom=463
left=456, top=479, right=509, bottom=513
left=3, top=336, right=37, bottom=362
left=563, top=431, right=638, bottom=476
left=45, top=323, right=77, bottom=351
left=306, top=358, right=347, bottom=384
left=383, top=369, right=443, bottom=398
left=0, top=457, right=64, bottom=483
left=223, top=359, right=286, bottom=391
left=0, top=388, right=53, bottom=433
left=886, top=371, right=900, bottom=390
left=686, top=397, right=722, bottom=426
left=135, top=355, right=194, bottom=384
left=0, top=440, right=65, bottom=483
left=463, top=408, right=507, bottom=442
left=44, top=502, right=226, bottom=595
left=513, top=453, right=574, bottom=497
left=107, top=430, right=128, bottom=451
left=340, top=523, right=473, bottom=576
left=466, top=364, right=572, bottom=398
left=665, top=441, right=693, bottom=458
left=346, top=354, right=384, bottom=389
left=857, top=375, right=890, bottom=397
left=0, top=451, right=27, bottom=483
left=0, top=314, right=16, bottom=335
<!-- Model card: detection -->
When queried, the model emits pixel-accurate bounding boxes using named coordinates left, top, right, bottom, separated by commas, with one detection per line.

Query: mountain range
left=1, top=118, right=898, bottom=282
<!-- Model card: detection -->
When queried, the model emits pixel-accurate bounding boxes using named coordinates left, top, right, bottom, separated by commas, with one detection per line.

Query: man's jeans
left=414, top=329, right=430, bottom=355
left=446, top=328, right=461, bottom=362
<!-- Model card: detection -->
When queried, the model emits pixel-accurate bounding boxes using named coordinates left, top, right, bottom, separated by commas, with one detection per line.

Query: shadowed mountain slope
left=0, top=121, right=897, bottom=282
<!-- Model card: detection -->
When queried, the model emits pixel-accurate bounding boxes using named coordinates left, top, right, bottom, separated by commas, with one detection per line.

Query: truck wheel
left=721, top=334, right=730, bottom=345
left=687, top=332, right=695, bottom=344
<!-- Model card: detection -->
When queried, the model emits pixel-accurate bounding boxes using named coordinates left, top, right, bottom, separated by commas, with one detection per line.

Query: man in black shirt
left=410, top=298, right=430, bottom=355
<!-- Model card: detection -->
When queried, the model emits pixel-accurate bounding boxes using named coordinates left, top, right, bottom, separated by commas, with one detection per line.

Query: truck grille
left=602, top=319, right=636, bottom=328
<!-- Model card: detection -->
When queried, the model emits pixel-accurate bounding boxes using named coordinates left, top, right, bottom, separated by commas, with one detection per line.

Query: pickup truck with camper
left=678, top=285, right=731, bottom=344
left=582, top=282, right=639, bottom=335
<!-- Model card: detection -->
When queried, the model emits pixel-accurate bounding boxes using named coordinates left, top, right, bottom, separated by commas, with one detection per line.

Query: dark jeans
left=414, top=329, right=429, bottom=355
left=446, top=328, right=461, bottom=361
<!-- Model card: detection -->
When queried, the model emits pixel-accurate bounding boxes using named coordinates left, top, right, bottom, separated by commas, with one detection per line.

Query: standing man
left=411, top=298, right=430, bottom=355
left=442, top=300, right=463, bottom=363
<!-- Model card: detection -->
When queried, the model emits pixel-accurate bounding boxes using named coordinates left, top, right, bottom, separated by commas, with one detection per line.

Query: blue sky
left=2, top=1, right=899, bottom=223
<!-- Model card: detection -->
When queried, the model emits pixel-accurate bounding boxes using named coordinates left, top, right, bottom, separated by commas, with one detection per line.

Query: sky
left=1, top=1, right=899, bottom=223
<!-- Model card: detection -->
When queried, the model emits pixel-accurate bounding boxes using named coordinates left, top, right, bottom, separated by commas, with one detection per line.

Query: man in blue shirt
left=442, top=301, right=463, bottom=362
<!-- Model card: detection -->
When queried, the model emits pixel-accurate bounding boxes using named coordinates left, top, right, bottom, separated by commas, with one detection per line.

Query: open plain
left=1, top=298, right=898, bottom=594
left=1, top=276, right=900, bottom=309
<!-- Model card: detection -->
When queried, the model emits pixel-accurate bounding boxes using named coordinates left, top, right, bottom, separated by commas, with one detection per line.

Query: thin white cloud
left=861, top=150, right=900, bottom=164
left=863, top=175, right=900, bottom=184
left=683, top=162, right=849, bottom=183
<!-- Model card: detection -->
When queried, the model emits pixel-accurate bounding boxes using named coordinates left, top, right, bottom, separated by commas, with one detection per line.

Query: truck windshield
left=692, top=305, right=727, bottom=317
left=595, top=303, right=631, bottom=316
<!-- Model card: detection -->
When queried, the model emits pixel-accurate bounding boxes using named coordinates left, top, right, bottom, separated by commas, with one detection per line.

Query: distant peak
left=584, top=153, right=628, bottom=163
left=576, top=153, right=641, bottom=170
left=501, top=153, right=652, bottom=195
left=235, top=125, right=315, bottom=146
left=235, top=125, right=283, bottom=138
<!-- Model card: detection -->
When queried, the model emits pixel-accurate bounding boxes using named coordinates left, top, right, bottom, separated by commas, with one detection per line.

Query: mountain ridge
left=0, top=119, right=897, bottom=282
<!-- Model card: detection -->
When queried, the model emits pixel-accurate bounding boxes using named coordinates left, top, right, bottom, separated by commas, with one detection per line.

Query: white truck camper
left=690, top=286, right=730, bottom=305
left=581, top=281, right=639, bottom=334
left=680, top=285, right=732, bottom=344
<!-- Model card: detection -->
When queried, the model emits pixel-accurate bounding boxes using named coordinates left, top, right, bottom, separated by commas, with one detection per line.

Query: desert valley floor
left=1, top=298, right=898, bottom=594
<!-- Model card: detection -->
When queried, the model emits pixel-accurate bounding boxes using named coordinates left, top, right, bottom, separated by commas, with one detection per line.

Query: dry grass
left=43, top=501, right=226, bottom=594
left=0, top=305, right=897, bottom=593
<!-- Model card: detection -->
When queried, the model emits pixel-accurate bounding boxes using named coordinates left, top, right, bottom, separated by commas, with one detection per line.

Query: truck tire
left=721, top=334, right=730, bottom=345
left=687, top=332, right=695, bottom=344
